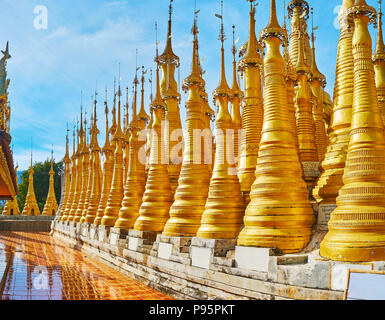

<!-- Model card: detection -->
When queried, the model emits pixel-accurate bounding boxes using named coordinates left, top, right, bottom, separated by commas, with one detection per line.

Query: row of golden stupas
left=48, top=0, right=385, bottom=263
left=2, top=152, right=58, bottom=216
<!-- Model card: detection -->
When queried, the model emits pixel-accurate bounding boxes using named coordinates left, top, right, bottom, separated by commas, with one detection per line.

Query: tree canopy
left=16, top=160, right=63, bottom=212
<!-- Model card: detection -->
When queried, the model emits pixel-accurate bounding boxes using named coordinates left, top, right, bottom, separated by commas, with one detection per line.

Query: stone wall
left=48, top=221, right=385, bottom=300
left=0, top=216, right=55, bottom=232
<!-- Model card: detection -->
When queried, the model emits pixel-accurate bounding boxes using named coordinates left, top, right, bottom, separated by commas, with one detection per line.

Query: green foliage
left=17, top=160, right=63, bottom=212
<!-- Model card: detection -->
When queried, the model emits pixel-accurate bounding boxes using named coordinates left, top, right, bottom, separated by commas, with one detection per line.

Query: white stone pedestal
left=109, top=227, right=128, bottom=246
left=153, top=234, right=192, bottom=263
left=235, top=246, right=271, bottom=272
left=127, top=229, right=158, bottom=254
left=190, top=238, right=237, bottom=270
left=97, top=225, right=111, bottom=243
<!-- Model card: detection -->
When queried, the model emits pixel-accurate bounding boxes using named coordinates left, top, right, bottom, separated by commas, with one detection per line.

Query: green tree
left=17, top=160, right=63, bottom=212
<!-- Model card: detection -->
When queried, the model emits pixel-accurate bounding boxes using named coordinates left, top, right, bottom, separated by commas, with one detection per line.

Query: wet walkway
left=0, top=232, right=172, bottom=300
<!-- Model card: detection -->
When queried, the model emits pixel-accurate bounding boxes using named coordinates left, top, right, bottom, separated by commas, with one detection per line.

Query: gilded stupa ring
left=259, top=27, right=288, bottom=44
left=347, top=3, right=377, bottom=26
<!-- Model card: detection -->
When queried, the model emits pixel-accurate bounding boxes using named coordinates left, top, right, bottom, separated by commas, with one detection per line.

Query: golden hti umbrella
left=162, top=11, right=211, bottom=237
left=237, top=0, right=264, bottom=205
left=197, top=2, right=245, bottom=240
left=101, top=79, right=125, bottom=227
left=93, top=94, right=114, bottom=225
left=320, top=0, right=385, bottom=262
left=237, top=0, right=314, bottom=253
left=313, top=0, right=355, bottom=204
left=134, top=31, right=174, bottom=233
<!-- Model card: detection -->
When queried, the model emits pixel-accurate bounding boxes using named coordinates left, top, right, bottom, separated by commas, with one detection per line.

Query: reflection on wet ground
left=0, top=232, right=172, bottom=300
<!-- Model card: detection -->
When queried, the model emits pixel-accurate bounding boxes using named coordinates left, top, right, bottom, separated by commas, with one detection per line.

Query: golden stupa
left=197, top=3, right=245, bottom=240
left=42, top=151, right=58, bottom=216
left=162, top=11, right=211, bottom=237
left=237, top=0, right=314, bottom=253
left=314, top=0, right=355, bottom=205
left=134, top=34, right=174, bottom=233
left=237, top=1, right=264, bottom=205
left=320, top=0, right=385, bottom=262
left=22, top=153, right=40, bottom=216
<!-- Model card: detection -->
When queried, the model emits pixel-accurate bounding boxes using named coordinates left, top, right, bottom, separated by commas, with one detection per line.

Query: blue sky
left=0, top=0, right=379, bottom=170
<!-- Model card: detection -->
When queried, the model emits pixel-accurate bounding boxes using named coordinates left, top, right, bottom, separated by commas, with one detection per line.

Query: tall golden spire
left=73, top=101, right=91, bottom=223
left=102, top=68, right=126, bottom=227
left=295, top=25, right=318, bottom=192
left=138, top=65, right=149, bottom=129
left=288, top=0, right=312, bottom=70
left=85, top=93, right=102, bottom=223
left=237, top=0, right=264, bottom=204
left=237, top=0, right=313, bottom=252
left=158, top=0, right=183, bottom=196
left=373, top=0, right=385, bottom=125
left=22, top=151, right=40, bottom=216
left=57, top=126, right=71, bottom=220
left=230, top=25, right=242, bottom=164
left=135, top=24, right=173, bottom=233
left=115, top=72, right=147, bottom=229
left=163, top=7, right=211, bottom=237
left=94, top=92, right=114, bottom=225
left=67, top=103, right=84, bottom=221
left=313, top=0, right=355, bottom=208
left=321, top=0, right=385, bottom=262
left=309, top=8, right=327, bottom=163
left=197, top=0, right=244, bottom=239
left=42, top=150, right=58, bottom=216
left=60, top=125, right=77, bottom=221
